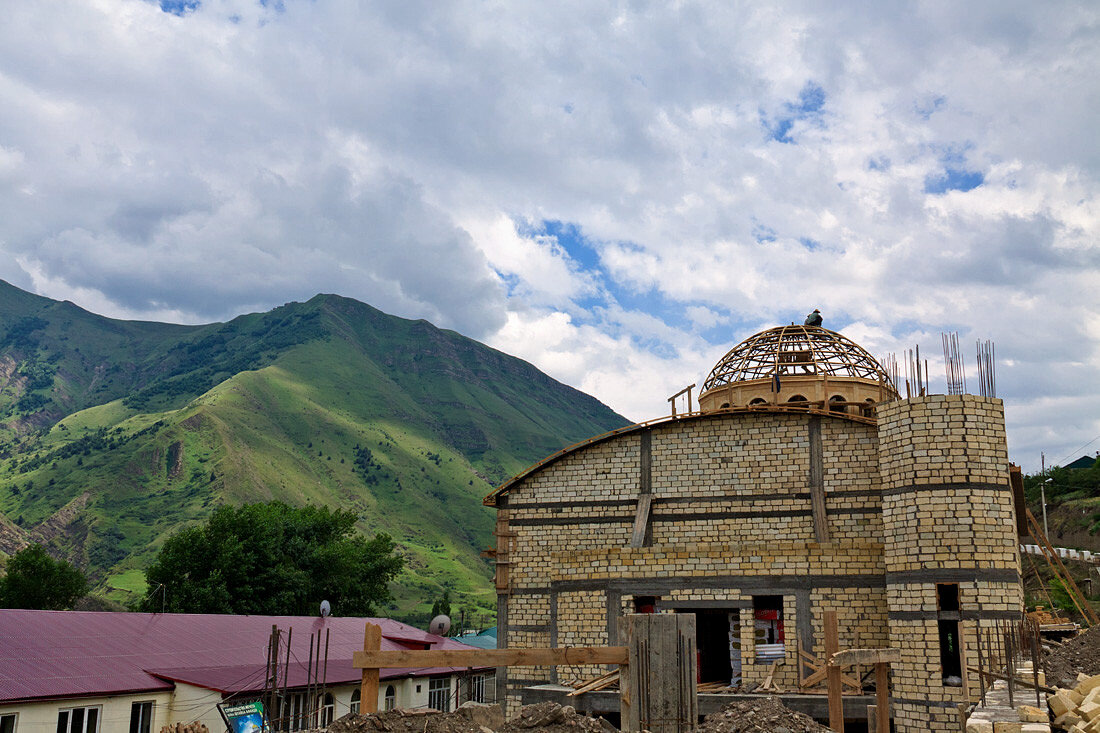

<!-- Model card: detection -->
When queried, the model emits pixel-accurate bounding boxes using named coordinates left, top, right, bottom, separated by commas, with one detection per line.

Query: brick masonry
left=492, top=395, right=1021, bottom=731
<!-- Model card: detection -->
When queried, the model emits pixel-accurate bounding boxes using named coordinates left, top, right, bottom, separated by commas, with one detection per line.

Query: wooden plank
left=808, top=417, right=830, bottom=542
left=567, top=669, right=619, bottom=697
left=965, top=666, right=1056, bottom=694
left=824, top=611, right=843, bottom=732
left=353, top=646, right=629, bottom=669
left=874, top=663, right=889, bottom=733
left=630, top=494, right=654, bottom=548
left=360, top=623, right=381, bottom=714
left=623, top=613, right=696, bottom=733
left=829, top=648, right=900, bottom=667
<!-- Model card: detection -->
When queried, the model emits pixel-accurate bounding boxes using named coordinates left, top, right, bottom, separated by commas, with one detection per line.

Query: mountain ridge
left=0, top=282, right=629, bottom=620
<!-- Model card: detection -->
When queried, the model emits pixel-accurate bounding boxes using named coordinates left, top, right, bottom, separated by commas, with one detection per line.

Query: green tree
left=0, top=544, right=87, bottom=610
left=137, top=502, right=404, bottom=616
left=430, top=590, right=451, bottom=618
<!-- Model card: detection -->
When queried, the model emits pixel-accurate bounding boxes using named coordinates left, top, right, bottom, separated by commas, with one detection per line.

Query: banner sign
left=217, top=700, right=268, bottom=733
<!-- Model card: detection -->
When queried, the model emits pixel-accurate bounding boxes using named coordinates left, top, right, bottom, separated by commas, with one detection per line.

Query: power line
left=1056, top=433, right=1100, bottom=465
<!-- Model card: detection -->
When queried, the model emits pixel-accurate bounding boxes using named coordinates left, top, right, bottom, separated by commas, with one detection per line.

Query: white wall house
left=0, top=611, right=492, bottom=733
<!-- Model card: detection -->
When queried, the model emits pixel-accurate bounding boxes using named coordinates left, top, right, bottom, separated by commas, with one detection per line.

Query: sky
left=0, top=1, right=1097, bottom=472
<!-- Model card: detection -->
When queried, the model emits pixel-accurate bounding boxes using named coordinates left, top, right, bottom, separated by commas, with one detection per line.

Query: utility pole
left=1042, top=478, right=1053, bottom=539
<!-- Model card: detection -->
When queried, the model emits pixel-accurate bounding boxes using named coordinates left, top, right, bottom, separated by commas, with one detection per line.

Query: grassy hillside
left=0, top=283, right=630, bottom=621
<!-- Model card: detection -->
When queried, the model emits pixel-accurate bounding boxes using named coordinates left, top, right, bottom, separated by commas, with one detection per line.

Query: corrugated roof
left=0, top=610, right=486, bottom=703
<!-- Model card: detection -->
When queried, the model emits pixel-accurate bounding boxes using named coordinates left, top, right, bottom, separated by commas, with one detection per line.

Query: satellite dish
left=429, top=614, right=451, bottom=636
left=320, top=600, right=331, bottom=617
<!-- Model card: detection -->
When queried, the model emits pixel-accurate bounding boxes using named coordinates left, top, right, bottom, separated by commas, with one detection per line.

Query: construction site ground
left=320, top=698, right=832, bottom=733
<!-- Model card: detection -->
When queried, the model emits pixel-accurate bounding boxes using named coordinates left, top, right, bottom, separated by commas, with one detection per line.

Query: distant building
left=0, top=610, right=493, bottom=733
left=486, top=324, right=1022, bottom=733
left=1066, top=454, right=1098, bottom=470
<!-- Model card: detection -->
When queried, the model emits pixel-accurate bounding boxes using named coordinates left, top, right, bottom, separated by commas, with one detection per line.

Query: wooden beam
left=829, top=648, right=900, bottom=667
left=874, top=663, right=889, bottom=733
left=824, top=611, right=843, bottom=733
left=630, top=494, right=653, bottom=548
left=966, top=667, right=1056, bottom=694
left=359, top=623, right=381, bottom=714
left=353, top=646, right=629, bottom=669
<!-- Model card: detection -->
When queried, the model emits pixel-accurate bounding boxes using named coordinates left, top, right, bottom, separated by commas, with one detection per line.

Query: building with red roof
left=0, top=610, right=492, bottom=733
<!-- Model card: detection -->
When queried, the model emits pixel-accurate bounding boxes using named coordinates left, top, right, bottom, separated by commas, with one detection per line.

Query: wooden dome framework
left=701, top=324, right=895, bottom=392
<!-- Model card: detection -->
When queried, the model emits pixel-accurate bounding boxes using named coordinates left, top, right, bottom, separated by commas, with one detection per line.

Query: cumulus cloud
left=0, top=0, right=1097, bottom=468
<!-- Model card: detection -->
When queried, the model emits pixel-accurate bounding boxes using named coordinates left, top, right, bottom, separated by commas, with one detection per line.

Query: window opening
left=748, top=398, right=767, bottom=406
left=1, top=713, right=16, bottom=733
left=937, top=583, right=963, bottom=685
left=350, top=688, right=361, bottom=715
left=428, top=677, right=451, bottom=712
left=787, top=395, right=808, bottom=403
left=828, top=395, right=846, bottom=413
left=752, top=596, right=785, bottom=662
left=321, top=693, right=336, bottom=725
left=129, top=701, right=153, bottom=733
left=384, top=685, right=396, bottom=711
left=57, top=706, right=100, bottom=733
left=633, top=596, right=658, bottom=613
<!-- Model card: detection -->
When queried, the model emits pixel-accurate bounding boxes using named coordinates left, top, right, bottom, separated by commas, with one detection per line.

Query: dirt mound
left=327, top=710, right=483, bottom=733
left=1044, top=625, right=1100, bottom=688
left=326, top=703, right=613, bottom=733
left=698, top=698, right=831, bottom=733
left=499, top=702, right=615, bottom=733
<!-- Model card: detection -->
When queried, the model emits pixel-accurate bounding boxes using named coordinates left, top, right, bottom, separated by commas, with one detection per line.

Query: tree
left=137, top=502, right=404, bottom=616
left=0, top=544, right=87, bottom=610
left=430, top=590, right=451, bottom=618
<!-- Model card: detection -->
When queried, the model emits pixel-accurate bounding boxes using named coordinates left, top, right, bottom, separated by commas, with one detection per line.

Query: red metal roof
left=0, top=610, right=485, bottom=703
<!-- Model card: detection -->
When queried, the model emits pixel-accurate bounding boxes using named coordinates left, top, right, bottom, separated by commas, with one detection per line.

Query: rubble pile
left=697, top=698, right=831, bottom=733
left=327, top=703, right=612, bottom=733
left=1045, top=672, right=1100, bottom=731
left=1045, top=626, right=1100, bottom=689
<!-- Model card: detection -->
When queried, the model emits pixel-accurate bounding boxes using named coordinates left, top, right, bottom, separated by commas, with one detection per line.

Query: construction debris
left=498, top=702, right=616, bottom=732
left=326, top=703, right=614, bottom=733
left=158, top=724, right=209, bottom=733
left=1044, top=671, right=1100, bottom=731
left=696, top=698, right=831, bottom=733
left=1045, top=625, right=1100, bottom=689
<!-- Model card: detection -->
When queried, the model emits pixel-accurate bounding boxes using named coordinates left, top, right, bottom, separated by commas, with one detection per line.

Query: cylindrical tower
left=878, top=394, right=1022, bottom=732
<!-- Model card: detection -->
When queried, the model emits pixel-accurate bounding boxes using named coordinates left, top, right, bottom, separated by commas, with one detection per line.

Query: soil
left=326, top=704, right=613, bottom=733
left=1043, top=624, right=1100, bottom=688
left=697, top=698, right=832, bottom=733
left=326, top=709, right=483, bottom=733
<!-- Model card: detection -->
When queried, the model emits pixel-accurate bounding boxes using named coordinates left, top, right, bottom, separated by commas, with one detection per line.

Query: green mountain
left=0, top=281, right=629, bottom=620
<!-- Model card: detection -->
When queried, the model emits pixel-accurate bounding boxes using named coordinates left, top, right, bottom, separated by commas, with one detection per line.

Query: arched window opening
left=828, top=395, right=846, bottom=413
left=320, top=693, right=335, bottom=727
left=786, top=394, right=808, bottom=403
left=350, top=688, right=361, bottom=715
left=384, top=685, right=397, bottom=711
left=748, top=398, right=767, bottom=406
left=719, top=402, right=730, bottom=409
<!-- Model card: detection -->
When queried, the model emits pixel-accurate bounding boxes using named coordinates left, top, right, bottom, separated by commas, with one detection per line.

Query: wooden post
left=360, top=623, right=381, bottom=714
left=621, top=613, right=697, bottom=733
left=824, top=610, right=843, bottom=732
left=875, top=662, right=889, bottom=733
left=866, top=705, right=876, bottom=733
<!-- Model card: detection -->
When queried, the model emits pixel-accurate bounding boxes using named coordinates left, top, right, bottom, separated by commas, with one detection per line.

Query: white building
left=0, top=610, right=492, bottom=733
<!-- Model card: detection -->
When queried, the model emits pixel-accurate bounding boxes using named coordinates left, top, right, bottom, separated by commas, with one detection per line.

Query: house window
left=129, top=702, right=153, bottom=733
left=468, top=674, right=485, bottom=703
left=384, top=685, right=396, bottom=711
left=787, top=394, right=808, bottom=403
left=283, top=692, right=308, bottom=731
left=828, top=395, right=846, bottom=413
left=1, top=713, right=16, bottom=733
left=57, top=706, right=100, bottom=733
left=428, top=677, right=451, bottom=712
left=752, top=596, right=785, bottom=661
left=350, top=688, right=361, bottom=715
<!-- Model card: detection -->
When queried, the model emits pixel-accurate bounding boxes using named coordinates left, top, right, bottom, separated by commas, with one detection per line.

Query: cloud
left=0, top=0, right=1096, bottom=469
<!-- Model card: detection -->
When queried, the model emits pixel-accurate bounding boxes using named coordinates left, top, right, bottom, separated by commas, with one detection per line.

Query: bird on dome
left=804, top=309, right=823, bottom=327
